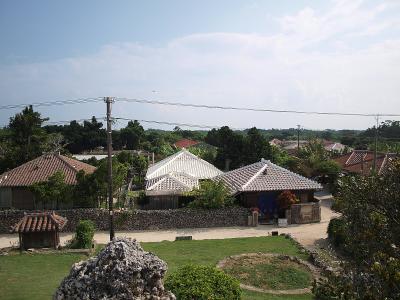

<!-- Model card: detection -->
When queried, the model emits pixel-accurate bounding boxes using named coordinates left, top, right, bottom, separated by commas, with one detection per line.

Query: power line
left=116, top=97, right=400, bottom=117
left=43, top=117, right=105, bottom=125
left=0, top=97, right=103, bottom=110
left=114, top=117, right=236, bottom=130
left=1, top=95, right=400, bottom=117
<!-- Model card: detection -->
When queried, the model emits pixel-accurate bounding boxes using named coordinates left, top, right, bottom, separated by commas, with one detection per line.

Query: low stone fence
left=0, top=207, right=250, bottom=233
left=288, top=202, right=321, bottom=224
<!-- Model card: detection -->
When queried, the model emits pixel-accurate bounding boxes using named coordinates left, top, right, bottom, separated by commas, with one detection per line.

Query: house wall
left=11, top=188, right=35, bottom=210
left=21, top=231, right=58, bottom=249
left=0, top=188, right=12, bottom=208
left=239, top=190, right=315, bottom=207
left=139, top=196, right=180, bottom=210
left=0, top=187, right=73, bottom=210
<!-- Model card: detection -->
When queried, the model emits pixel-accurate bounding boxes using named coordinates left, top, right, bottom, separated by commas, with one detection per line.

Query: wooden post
left=19, top=233, right=22, bottom=252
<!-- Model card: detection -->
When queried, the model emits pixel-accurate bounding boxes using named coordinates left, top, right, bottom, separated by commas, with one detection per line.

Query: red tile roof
left=0, top=153, right=96, bottom=187
left=11, top=212, right=67, bottom=233
left=173, top=139, right=200, bottom=149
left=334, top=150, right=398, bottom=175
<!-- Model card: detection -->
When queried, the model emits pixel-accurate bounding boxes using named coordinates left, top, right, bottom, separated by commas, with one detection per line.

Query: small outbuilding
left=11, top=211, right=67, bottom=250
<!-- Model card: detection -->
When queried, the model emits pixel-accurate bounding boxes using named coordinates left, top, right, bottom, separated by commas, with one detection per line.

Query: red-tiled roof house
left=0, top=153, right=96, bottom=210
left=11, top=211, right=67, bottom=250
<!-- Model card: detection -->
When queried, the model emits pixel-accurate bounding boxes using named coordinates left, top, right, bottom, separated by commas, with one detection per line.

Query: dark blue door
left=258, top=192, right=278, bottom=221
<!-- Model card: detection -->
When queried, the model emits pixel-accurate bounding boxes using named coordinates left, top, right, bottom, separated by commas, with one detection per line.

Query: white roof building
left=145, top=149, right=223, bottom=196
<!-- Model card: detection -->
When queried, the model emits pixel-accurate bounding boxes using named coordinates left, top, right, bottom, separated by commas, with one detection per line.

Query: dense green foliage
left=165, top=264, right=241, bottom=300
left=326, top=217, right=348, bottom=249
left=0, top=106, right=50, bottom=173
left=74, top=157, right=129, bottom=208
left=314, top=160, right=400, bottom=299
left=30, top=171, right=72, bottom=209
left=206, top=126, right=273, bottom=170
left=188, top=180, right=235, bottom=209
left=72, top=220, right=95, bottom=249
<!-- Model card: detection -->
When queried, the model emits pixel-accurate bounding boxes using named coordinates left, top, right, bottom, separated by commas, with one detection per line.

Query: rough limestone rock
left=54, top=238, right=175, bottom=300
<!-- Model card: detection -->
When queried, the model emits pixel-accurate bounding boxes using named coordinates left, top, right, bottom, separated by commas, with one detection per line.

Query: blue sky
left=1, top=0, right=399, bottom=130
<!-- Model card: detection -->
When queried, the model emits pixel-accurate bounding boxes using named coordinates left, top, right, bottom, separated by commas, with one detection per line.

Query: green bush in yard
left=165, top=264, right=241, bottom=300
left=73, top=220, right=95, bottom=249
left=187, top=180, right=235, bottom=209
left=327, top=217, right=347, bottom=248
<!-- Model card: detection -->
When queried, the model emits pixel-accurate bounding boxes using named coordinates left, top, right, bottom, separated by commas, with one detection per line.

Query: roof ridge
left=147, top=173, right=192, bottom=191
left=345, top=151, right=355, bottom=166
left=183, top=149, right=223, bottom=172
left=241, top=162, right=268, bottom=191
left=56, top=154, right=80, bottom=174
left=265, top=160, right=322, bottom=187
left=220, top=161, right=262, bottom=176
left=147, top=176, right=167, bottom=190
left=146, top=150, right=184, bottom=179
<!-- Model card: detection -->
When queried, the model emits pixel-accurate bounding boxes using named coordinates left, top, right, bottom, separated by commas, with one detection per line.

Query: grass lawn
left=222, top=255, right=312, bottom=290
left=0, top=236, right=313, bottom=300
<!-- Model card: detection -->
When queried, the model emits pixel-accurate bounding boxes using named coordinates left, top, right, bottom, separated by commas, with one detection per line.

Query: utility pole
left=373, top=114, right=379, bottom=173
left=297, top=125, right=301, bottom=152
left=105, top=97, right=115, bottom=241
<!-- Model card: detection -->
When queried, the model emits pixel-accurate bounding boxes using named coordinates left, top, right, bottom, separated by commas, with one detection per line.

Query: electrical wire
left=114, top=117, right=235, bottom=130
left=1, top=95, right=400, bottom=117
left=0, top=97, right=103, bottom=110
left=116, top=97, right=400, bottom=117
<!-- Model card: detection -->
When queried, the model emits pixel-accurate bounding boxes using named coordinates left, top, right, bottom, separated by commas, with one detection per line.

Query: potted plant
left=277, top=190, right=298, bottom=227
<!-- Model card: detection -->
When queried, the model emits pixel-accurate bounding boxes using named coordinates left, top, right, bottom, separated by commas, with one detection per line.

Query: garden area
left=0, top=236, right=314, bottom=300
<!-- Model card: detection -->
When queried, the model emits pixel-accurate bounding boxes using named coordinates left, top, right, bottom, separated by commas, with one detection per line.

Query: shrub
left=136, top=190, right=149, bottom=206
left=165, top=264, right=241, bottom=300
left=188, top=180, right=235, bottom=209
left=327, top=217, right=348, bottom=248
left=277, top=190, right=298, bottom=217
left=73, top=220, right=95, bottom=249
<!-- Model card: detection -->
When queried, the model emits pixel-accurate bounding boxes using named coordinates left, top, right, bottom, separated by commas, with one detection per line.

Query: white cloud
left=0, top=0, right=399, bottom=130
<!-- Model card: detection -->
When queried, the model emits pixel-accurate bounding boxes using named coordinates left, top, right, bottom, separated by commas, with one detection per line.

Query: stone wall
left=0, top=207, right=250, bottom=233
left=289, top=202, right=321, bottom=224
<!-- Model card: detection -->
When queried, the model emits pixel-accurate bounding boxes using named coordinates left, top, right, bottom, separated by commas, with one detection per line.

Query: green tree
left=296, top=140, right=340, bottom=185
left=244, top=127, right=272, bottom=164
left=0, top=106, right=49, bottom=172
left=30, top=171, right=72, bottom=209
left=314, top=160, right=400, bottom=299
left=74, top=158, right=129, bottom=208
left=120, top=120, right=144, bottom=150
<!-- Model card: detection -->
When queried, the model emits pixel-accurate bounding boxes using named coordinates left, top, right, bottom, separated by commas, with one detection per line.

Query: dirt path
left=0, top=198, right=338, bottom=249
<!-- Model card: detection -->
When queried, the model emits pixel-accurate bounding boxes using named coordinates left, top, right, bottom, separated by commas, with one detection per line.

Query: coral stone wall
left=0, top=207, right=249, bottom=233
